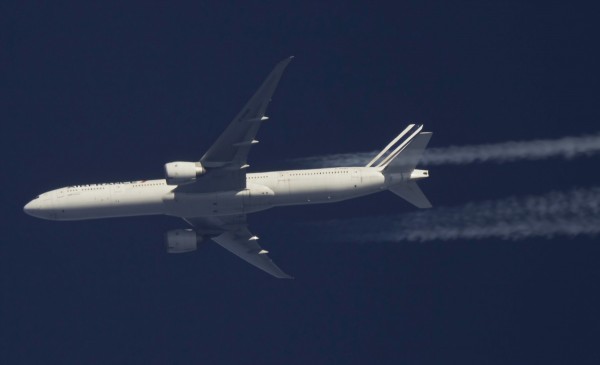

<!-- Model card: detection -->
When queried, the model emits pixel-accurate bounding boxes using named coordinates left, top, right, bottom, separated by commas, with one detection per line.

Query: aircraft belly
left=164, top=190, right=254, bottom=217
left=269, top=170, right=385, bottom=207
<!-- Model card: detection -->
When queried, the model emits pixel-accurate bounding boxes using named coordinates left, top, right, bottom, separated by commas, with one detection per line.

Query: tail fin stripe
left=376, top=125, right=423, bottom=168
left=365, top=124, right=416, bottom=167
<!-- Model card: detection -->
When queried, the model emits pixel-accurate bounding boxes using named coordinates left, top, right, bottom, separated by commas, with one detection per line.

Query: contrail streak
left=301, top=187, right=600, bottom=242
left=293, top=134, right=600, bottom=167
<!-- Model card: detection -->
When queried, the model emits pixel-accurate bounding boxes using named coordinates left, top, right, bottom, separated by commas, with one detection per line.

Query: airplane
left=23, top=57, right=433, bottom=279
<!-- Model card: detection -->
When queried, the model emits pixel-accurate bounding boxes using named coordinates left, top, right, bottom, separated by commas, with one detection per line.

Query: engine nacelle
left=164, top=161, right=206, bottom=185
left=165, top=229, right=202, bottom=254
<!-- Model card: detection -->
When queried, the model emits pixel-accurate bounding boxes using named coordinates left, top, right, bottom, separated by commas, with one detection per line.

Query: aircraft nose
left=23, top=199, right=37, bottom=216
left=24, top=194, right=60, bottom=220
left=23, top=198, right=44, bottom=217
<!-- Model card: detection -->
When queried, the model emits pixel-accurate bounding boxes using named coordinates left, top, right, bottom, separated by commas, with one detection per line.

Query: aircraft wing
left=184, top=215, right=292, bottom=279
left=177, top=57, right=293, bottom=193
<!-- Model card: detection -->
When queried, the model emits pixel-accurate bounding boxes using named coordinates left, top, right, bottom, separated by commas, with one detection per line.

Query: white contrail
left=293, top=134, right=600, bottom=167
left=303, top=187, right=600, bottom=242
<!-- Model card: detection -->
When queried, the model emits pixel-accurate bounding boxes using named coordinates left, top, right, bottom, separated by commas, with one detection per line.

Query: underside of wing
left=184, top=215, right=292, bottom=279
left=212, top=229, right=292, bottom=279
left=201, top=56, right=293, bottom=168
left=176, top=57, right=293, bottom=194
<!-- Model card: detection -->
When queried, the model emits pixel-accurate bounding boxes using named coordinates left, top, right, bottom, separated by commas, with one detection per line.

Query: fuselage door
left=351, top=169, right=362, bottom=188
left=276, top=172, right=290, bottom=195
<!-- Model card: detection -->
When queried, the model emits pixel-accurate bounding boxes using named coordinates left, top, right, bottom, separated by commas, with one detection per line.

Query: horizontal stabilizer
left=389, top=182, right=432, bottom=209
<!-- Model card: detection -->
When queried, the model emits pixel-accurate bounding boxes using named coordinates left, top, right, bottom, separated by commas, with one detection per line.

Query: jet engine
left=164, top=161, right=206, bottom=185
left=165, top=229, right=202, bottom=253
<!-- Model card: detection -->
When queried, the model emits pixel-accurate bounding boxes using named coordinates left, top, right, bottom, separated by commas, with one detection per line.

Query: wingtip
left=280, top=56, right=294, bottom=65
left=271, top=57, right=294, bottom=72
left=274, top=270, right=294, bottom=279
left=275, top=269, right=294, bottom=279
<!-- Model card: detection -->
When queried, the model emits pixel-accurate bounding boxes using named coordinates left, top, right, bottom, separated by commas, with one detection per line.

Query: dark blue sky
left=2, top=1, right=599, bottom=364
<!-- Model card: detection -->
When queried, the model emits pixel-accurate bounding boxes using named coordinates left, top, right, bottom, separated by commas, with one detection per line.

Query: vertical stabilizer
left=381, top=132, right=432, bottom=172
left=366, top=124, right=416, bottom=167
left=371, top=126, right=433, bottom=208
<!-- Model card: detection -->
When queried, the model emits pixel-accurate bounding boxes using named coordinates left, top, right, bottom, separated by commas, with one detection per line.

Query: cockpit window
left=35, top=195, right=40, bottom=199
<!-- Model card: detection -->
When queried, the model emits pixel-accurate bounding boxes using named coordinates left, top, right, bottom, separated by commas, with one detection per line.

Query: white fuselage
left=24, top=167, right=391, bottom=221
